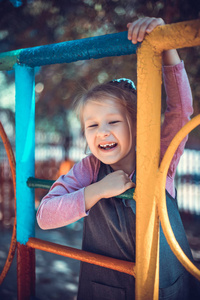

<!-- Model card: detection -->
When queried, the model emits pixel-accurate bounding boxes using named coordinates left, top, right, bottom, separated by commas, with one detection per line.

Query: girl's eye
left=109, top=121, right=120, bottom=124
left=88, top=124, right=98, bottom=128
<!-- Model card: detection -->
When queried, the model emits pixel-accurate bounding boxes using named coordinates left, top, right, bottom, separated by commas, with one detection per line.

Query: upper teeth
left=100, top=143, right=115, bottom=148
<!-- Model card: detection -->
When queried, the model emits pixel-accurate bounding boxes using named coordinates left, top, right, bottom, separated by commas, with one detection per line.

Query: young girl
left=37, top=18, right=199, bottom=299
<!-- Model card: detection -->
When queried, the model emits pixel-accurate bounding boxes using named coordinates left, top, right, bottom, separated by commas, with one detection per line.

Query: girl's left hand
left=127, top=17, right=165, bottom=44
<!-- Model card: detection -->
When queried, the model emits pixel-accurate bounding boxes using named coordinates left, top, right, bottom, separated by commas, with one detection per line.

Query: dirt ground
left=0, top=213, right=200, bottom=300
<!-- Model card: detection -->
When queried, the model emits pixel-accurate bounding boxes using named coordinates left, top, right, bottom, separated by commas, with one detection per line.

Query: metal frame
left=0, top=19, right=200, bottom=300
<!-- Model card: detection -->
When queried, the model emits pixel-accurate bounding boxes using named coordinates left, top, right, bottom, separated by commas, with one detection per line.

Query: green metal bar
left=27, top=177, right=54, bottom=189
left=27, top=177, right=135, bottom=200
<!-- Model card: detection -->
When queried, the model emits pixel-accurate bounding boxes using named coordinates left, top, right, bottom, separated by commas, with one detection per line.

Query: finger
left=127, top=22, right=135, bottom=40
left=137, top=18, right=157, bottom=42
left=127, top=17, right=165, bottom=44
left=125, top=181, right=136, bottom=190
left=127, top=19, right=143, bottom=41
left=128, top=17, right=150, bottom=44
left=145, top=18, right=165, bottom=34
left=136, top=17, right=164, bottom=42
left=125, top=176, right=135, bottom=185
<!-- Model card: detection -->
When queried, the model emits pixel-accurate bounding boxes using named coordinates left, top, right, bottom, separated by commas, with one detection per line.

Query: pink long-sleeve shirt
left=37, top=61, right=193, bottom=230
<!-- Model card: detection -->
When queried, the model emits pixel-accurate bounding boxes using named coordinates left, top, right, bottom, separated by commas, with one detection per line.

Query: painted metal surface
left=27, top=237, right=136, bottom=277
left=0, top=122, right=16, bottom=285
left=157, top=115, right=200, bottom=281
left=1, top=19, right=199, bottom=71
left=26, top=177, right=135, bottom=200
left=0, top=49, right=21, bottom=71
left=15, top=64, right=35, bottom=245
left=136, top=36, right=161, bottom=300
left=135, top=19, right=200, bottom=300
left=0, top=31, right=138, bottom=70
left=17, top=243, right=35, bottom=299
left=144, top=19, right=200, bottom=52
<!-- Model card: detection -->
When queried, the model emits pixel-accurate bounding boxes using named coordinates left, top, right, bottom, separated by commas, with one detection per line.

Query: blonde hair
left=73, top=80, right=137, bottom=133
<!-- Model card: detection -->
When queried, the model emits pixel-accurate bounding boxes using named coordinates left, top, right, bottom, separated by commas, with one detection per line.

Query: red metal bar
left=17, top=243, right=35, bottom=300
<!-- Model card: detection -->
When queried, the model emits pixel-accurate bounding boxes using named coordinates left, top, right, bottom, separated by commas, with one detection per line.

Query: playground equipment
left=0, top=19, right=200, bottom=300
left=0, top=122, right=16, bottom=285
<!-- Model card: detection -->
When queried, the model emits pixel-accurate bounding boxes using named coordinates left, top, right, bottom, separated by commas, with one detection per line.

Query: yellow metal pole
left=146, top=20, right=200, bottom=52
left=135, top=19, right=200, bottom=300
left=157, top=115, right=200, bottom=281
left=136, top=40, right=162, bottom=300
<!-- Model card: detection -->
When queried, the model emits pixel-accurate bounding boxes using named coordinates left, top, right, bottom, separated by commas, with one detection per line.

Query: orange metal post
left=27, top=237, right=136, bottom=277
left=135, top=19, right=200, bottom=300
left=136, top=40, right=161, bottom=300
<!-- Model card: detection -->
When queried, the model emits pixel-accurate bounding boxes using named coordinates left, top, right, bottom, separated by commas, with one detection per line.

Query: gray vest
left=77, top=162, right=200, bottom=300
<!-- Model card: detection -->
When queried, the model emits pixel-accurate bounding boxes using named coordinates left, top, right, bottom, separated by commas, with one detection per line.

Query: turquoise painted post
left=15, top=64, right=35, bottom=244
left=15, top=64, right=36, bottom=300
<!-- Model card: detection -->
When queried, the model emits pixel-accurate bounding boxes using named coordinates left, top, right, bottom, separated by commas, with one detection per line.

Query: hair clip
left=112, top=78, right=136, bottom=90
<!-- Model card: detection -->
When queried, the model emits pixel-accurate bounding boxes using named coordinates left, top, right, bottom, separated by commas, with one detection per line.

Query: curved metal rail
left=0, top=122, right=17, bottom=284
left=156, top=115, right=200, bottom=280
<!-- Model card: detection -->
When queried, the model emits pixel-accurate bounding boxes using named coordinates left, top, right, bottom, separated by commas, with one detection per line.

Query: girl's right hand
left=84, top=170, right=135, bottom=211
left=99, top=170, right=135, bottom=199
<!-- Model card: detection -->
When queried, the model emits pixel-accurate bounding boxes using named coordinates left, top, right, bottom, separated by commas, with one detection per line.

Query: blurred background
left=0, top=0, right=200, bottom=299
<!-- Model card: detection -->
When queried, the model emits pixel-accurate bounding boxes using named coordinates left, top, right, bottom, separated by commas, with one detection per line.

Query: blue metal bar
left=19, top=31, right=138, bottom=67
left=15, top=64, right=35, bottom=245
left=0, top=32, right=138, bottom=70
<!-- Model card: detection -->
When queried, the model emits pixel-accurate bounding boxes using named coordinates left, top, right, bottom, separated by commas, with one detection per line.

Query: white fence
left=176, top=149, right=200, bottom=214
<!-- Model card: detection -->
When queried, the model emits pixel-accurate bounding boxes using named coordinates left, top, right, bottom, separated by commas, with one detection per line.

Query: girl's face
left=83, top=98, right=136, bottom=174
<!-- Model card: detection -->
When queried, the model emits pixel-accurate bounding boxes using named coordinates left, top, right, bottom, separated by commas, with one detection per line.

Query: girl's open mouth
left=98, top=142, right=117, bottom=150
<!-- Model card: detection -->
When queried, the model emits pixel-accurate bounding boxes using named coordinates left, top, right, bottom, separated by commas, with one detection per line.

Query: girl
left=37, top=18, right=199, bottom=299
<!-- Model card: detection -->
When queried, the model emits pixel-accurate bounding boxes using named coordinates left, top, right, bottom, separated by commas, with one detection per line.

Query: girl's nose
left=96, top=125, right=110, bottom=138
